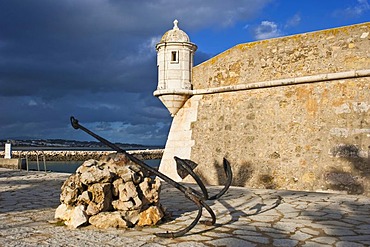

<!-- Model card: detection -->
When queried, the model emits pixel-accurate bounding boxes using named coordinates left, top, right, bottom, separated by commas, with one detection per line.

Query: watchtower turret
left=153, top=20, right=197, bottom=117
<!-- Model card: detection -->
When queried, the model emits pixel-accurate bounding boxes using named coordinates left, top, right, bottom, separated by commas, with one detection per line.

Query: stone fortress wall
left=161, top=22, right=370, bottom=195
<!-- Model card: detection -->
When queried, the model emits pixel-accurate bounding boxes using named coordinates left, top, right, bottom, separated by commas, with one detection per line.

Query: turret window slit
left=171, top=51, right=179, bottom=63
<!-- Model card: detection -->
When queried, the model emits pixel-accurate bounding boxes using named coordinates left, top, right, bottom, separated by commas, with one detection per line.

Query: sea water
left=26, top=159, right=161, bottom=173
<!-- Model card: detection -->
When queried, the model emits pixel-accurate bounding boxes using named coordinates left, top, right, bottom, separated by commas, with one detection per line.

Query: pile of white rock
left=54, top=153, right=164, bottom=229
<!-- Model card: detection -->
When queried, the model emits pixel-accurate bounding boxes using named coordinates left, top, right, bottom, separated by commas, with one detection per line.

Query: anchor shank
left=70, top=116, right=188, bottom=194
left=69, top=116, right=216, bottom=238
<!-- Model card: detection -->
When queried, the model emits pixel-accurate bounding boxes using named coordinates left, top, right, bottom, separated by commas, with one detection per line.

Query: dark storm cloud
left=0, top=0, right=271, bottom=145
left=0, top=1, right=158, bottom=97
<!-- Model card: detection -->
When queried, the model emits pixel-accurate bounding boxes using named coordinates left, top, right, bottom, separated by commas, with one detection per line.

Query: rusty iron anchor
left=70, top=116, right=232, bottom=238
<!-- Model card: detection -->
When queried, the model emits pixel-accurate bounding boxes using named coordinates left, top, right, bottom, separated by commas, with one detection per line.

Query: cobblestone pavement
left=0, top=168, right=369, bottom=247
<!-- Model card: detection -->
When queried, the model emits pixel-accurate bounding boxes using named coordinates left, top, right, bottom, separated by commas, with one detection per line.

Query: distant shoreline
left=0, top=139, right=163, bottom=151
left=0, top=149, right=164, bottom=161
left=1, top=146, right=156, bottom=151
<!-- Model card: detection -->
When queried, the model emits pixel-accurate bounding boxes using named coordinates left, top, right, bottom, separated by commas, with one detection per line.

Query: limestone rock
left=89, top=212, right=129, bottom=229
left=78, top=191, right=91, bottom=205
left=60, top=174, right=82, bottom=205
left=68, top=205, right=88, bottom=228
left=111, top=165, right=133, bottom=182
left=107, top=153, right=148, bottom=179
left=116, top=181, right=142, bottom=210
left=55, top=203, right=73, bottom=222
left=55, top=204, right=88, bottom=229
left=81, top=159, right=98, bottom=167
left=112, top=178, right=124, bottom=197
left=119, top=181, right=138, bottom=199
left=88, top=183, right=112, bottom=212
left=112, top=199, right=133, bottom=211
left=80, top=166, right=113, bottom=185
left=140, top=177, right=161, bottom=204
left=86, top=202, right=101, bottom=216
left=76, top=159, right=97, bottom=174
left=121, top=210, right=140, bottom=225
left=137, top=206, right=164, bottom=227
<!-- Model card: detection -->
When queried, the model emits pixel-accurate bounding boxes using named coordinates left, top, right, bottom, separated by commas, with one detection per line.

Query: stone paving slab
left=0, top=168, right=369, bottom=246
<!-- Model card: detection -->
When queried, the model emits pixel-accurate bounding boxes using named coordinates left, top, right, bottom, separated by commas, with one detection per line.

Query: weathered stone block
left=89, top=211, right=129, bottom=229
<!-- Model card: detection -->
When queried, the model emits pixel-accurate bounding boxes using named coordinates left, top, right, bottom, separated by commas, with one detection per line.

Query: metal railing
left=26, top=150, right=47, bottom=172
